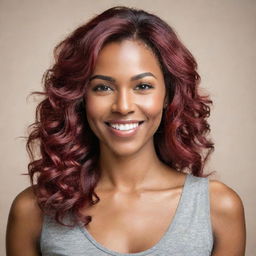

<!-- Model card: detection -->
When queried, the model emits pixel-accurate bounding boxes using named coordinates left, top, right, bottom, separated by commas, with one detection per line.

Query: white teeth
left=109, top=123, right=139, bottom=131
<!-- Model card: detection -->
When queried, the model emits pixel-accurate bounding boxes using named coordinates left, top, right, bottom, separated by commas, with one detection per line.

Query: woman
left=6, top=6, right=246, bottom=256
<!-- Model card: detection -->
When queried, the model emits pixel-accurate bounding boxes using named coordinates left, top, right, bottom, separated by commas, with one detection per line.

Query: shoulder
left=9, top=185, right=43, bottom=221
left=208, top=179, right=246, bottom=255
left=208, top=179, right=244, bottom=217
left=6, top=186, right=43, bottom=255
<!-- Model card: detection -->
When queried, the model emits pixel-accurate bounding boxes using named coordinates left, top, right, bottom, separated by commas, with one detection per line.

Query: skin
left=6, top=40, right=246, bottom=255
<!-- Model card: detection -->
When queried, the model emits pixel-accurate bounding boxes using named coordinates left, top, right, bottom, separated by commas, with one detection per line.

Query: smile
left=105, top=121, right=144, bottom=137
left=109, top=122, right=139, bottom=131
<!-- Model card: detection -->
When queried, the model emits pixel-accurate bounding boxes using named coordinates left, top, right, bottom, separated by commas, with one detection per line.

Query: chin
left=102, top=141, right=143, bottom=157
left=113, top=147, right=141, bottom=157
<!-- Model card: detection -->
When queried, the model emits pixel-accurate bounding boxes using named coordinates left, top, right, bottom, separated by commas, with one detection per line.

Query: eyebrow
left=89, top=72, right=156, bottom=83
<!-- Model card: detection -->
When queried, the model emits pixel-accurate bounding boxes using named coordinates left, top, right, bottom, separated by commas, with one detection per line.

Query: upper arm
left=209, top=180, right=246, bottom=256
left=6, top=186, right=43, bottom=256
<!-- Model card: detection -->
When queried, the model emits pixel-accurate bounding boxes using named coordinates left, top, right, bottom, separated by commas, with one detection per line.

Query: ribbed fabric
left=40, top=174, right=214, bottom=255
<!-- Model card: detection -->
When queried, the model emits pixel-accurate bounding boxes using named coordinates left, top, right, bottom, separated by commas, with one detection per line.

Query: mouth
left=105, top=121, right=144, bottom=131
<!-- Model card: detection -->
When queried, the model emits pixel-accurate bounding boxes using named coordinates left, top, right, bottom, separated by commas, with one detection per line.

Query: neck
left=96, top=139, right=167, bottom=193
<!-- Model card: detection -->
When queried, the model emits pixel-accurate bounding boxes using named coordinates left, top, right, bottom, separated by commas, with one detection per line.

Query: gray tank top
left=40, top=174, right=214, bottom=255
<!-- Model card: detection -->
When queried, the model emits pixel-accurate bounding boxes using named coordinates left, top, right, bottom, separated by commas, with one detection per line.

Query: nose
left=111, top=89, right=135, bottom=115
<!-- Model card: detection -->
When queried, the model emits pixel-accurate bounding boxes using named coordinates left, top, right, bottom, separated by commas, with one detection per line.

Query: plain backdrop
left=0, top=0, right=255, bottom=255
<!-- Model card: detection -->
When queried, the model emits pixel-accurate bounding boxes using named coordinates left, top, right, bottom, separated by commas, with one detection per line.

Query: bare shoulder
left=209, top=179, right=245, bottom=217
left=6, top=186, right=43, bottom=256
left=208, top=179, right=246, bottom=256
left=9, top=185, right=43, bottom=221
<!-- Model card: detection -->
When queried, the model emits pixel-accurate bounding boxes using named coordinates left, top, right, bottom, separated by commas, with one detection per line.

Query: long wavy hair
left=27, top=6, right=214, bottom=226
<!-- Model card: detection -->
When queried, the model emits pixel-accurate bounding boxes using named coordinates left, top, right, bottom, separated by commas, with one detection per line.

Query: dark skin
left=6, top=40, right=246, bottom=255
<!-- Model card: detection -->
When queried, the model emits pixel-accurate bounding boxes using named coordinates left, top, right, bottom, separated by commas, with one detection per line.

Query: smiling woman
left=85, top=40, right=166, bottom=155
left=6, top=6, right=246, bottom=256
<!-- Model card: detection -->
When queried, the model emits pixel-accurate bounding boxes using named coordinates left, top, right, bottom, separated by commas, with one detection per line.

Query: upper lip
left=105, top=120, right=144, bottom=125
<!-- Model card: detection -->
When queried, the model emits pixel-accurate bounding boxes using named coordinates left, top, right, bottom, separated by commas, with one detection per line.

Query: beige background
left=1, top=0, right=255, bottom=255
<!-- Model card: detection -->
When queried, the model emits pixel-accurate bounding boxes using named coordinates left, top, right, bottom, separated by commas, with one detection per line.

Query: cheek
left=85, top=99, right=98, bottom=121
left=84, top=96, right=106, bottom=134
left=140, top=92, right=165, bottom=119
left=85, top=92, right=107, bottom=117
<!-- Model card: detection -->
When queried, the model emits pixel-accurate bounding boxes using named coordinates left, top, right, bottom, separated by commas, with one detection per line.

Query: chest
left=80, top=188, right=182, bottom=254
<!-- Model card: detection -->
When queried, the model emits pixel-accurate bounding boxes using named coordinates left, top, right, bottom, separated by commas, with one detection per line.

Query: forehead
left=92, top=39, right=164, bottom=80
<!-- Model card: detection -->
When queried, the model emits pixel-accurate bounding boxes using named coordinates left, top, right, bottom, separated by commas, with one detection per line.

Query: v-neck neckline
left=78, top=173, right=191, bottom=256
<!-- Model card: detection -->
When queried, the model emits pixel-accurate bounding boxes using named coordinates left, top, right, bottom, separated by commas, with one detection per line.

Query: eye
left=135, top=83, right=154, bottom=90
left=92, top=84, right=113, bottom=92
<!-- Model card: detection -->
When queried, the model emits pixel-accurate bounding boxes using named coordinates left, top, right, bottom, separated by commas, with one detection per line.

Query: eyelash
left=92, top=83, right=154, bottom=92
left=135, top=83, right=154, bottom=90
left=92, top=85, right=111, bottom=92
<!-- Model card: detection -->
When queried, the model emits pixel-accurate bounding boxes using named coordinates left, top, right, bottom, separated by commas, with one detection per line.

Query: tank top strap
left=163, top=174, right=213, bottom=251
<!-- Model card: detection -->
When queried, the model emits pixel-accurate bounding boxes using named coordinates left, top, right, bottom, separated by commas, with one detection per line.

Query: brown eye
left=135, top=83, right=154, bottom=90
left=92, top=84, right=113, bottom=92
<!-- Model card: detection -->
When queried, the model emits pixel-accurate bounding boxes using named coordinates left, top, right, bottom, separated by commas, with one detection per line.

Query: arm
left=209, top=180, right=246, bottom=256
left=6, top=186, right=43, bottom=256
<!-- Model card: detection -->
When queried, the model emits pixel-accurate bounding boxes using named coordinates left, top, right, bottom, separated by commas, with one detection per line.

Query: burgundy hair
left=27, top=6, right=214, bottom=226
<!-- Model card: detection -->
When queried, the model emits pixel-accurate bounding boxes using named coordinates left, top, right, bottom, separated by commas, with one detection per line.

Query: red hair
left=27, top=6, right=214, bottom=226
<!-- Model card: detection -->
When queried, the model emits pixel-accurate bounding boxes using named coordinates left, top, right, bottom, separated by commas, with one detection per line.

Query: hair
left=27, top=6, right=214, bottom=226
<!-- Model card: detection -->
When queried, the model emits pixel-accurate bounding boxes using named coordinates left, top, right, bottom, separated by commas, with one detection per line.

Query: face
left=85, top=39, right=166, bottom=157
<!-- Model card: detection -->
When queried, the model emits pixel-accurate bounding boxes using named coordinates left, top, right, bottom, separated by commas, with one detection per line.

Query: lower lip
left=105, top=123, right=143, bottom=138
